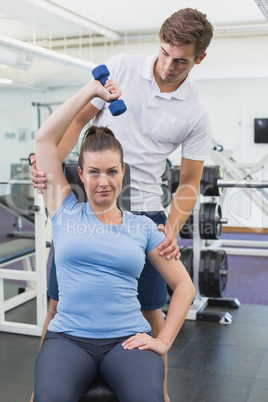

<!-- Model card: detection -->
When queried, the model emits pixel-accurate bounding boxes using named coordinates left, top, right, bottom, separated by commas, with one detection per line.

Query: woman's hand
left=91, top=79, right=122, bottom=102
left=104, top=79, right=119, bottom=94
left=157, top=224, right=181, bottom=260
left=122, top=333, right=170, bottom=356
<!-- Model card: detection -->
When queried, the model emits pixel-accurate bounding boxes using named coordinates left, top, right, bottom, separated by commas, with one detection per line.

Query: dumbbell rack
left=186, top=196, right=240, bottom=325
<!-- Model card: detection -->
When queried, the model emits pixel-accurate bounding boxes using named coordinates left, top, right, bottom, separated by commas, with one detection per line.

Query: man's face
left=154, top=42, right=206, bottom=90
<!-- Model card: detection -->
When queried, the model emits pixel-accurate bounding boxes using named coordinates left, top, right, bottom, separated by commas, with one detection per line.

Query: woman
left=34, top=78, right=195, bottom=402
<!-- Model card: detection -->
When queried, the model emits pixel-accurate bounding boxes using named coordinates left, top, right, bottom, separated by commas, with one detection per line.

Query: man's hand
left=122, top=333, right=169, bottom=356
left=157, top=224, right=180, bottom=260
left=30, top=154, right=47, bottom=194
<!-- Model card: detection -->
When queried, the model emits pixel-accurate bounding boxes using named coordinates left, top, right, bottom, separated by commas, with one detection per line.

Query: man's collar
left=141, top=54, right=158, bottom=82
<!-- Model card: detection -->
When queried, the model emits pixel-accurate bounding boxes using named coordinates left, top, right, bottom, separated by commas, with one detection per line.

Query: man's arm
left=167, top=157, right=204, bottom=237
left=39, top=298, right=58, bottom=345
left=158, top=158, right=203, bottom=259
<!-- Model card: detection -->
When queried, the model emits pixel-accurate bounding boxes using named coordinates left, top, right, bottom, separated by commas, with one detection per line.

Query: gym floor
left=0, top=298, right=268, bottom=402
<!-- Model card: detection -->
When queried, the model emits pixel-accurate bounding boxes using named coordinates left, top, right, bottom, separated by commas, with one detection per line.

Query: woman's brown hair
left=78, top=125, right=124, bottom=171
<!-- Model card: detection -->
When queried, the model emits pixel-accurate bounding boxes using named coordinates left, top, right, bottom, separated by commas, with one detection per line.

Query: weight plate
left=167, top=246, right=193, bottom=296
left=169, top=168, right=180, bottom=194
left=213, top=250, right=228, bottom=297
left=180, top=214, right=194, bottom=239
left=208, top=251, right=218, bottom=297
left=200, top=166, right=224, bottom=197
left=199, top=250, right=213, bottom=296
left=199, top=202, right=223, bottom=240
left=215, top=203, right=222, bottom=239
left=161, top=159, right=172, bottom=182
left=180, top=246, right=193, bottom=279
left=161, top=184, right=172, bottom=208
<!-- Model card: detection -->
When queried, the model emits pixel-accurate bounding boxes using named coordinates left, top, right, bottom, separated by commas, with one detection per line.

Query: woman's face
left=78, top=149, right=125, bottom=209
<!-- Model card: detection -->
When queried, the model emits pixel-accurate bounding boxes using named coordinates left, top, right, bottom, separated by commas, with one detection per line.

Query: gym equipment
left=167, top=247, right=227, bottom=298
left=168, top=167, right=180, bottom=194
left=166, top=165, right=241, bottom=324
left=180, top=214, right=194, bottom=239
left=78, top=377, right=119, bottom=402
left=32, top=102, right=62, bottom=129
left=171, top=164, right=268, bottom=197
left=201, top=164, right=268, bottom=196
left=0, top=156, right=36, bottom=238
left=171, top=162, right=268, bottom=255
left=179, top=203, right=227, bottom=240
left=0, top=193, right=35, bottom=238
left=167, top=246, right=193, bottom=296
left=211, top=138, right=268, bottom=218
left=161, top=184, right=172, bottom=208
left=181, top=246, right=194, bottom=279
left=161, top=158, right=173, bottom=182
left=0, top=186, right=51, bottom=336
left=199, top=202, right=227, bottom=240
left=92, top=65, right=127, bottom=116
left=200, top=165, right=224, bottom=196
left=199, top=249, right=228, bottom=298
left=161, top=159, right=173, bottom=208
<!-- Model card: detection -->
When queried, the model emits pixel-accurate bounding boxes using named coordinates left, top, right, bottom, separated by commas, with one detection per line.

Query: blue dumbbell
left=92, top=64, right=127, bottom=116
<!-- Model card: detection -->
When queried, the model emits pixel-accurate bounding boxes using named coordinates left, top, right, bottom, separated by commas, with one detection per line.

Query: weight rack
left=168, top=163, right=268, bottom=324
left=188, top=195, right=240, bottom=325
left=166, top=165, right=260, bottom=324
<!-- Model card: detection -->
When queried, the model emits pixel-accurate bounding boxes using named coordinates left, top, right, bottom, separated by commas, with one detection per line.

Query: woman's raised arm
left=35, top=80, right=121, bottom=216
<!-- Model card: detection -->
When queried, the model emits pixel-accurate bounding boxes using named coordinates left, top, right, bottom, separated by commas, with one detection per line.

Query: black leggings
left=34, top=331, right=165, bottom=402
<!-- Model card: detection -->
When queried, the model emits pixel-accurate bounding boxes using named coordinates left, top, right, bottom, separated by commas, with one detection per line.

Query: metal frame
left=203, top=238, right=268, bottom=257
left=209, top=139, right=268, bottom=256
left=185, top=195, right=240, bottom=325
left=211, top=138, right=268, bottom=217
left=0, top=189, right=51, bottom=336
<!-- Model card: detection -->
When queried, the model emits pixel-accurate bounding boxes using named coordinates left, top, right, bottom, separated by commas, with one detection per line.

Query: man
left=31, top=8, right=213, bottom=401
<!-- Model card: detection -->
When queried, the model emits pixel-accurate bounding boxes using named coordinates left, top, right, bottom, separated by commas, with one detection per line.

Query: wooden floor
left=0, top=296, right=268, bottom=402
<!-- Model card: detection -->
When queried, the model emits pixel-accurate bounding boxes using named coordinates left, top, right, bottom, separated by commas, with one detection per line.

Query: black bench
left=78, top=376, right=119, bottom=402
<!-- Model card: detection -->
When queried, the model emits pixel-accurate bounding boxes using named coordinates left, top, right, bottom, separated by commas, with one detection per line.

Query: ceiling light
left=0, top=34, right=96, bottom=70
left=255, top=0, right=268, bottom=20
left=0, top=48, right=32, bottom=70
left=0, top=78, right=13, bottom=85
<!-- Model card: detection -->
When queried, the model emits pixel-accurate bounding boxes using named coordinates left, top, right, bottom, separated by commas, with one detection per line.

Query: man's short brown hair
left=159, top=8, right=214, bottom=60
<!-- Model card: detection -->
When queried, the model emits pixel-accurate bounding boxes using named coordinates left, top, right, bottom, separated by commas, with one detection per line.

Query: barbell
left=169, top=165, right=268, bottom=198
left=0, top=180, right=32, bottom=185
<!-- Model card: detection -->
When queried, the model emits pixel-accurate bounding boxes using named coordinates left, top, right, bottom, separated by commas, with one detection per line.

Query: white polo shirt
left=91, top=53, right=212, bottom=212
